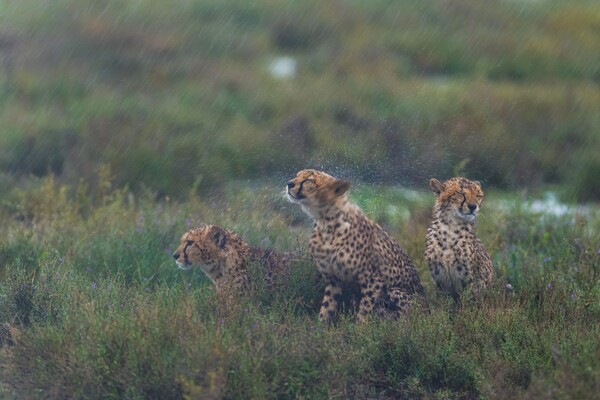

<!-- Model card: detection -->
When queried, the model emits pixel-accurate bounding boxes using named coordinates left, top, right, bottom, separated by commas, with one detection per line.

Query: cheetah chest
left=310, top=220, right=369, bottom=282
left=427, top=224, right=475, bottom=288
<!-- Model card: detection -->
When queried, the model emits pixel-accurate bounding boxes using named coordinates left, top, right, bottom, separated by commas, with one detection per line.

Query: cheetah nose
left=468, top=204, right=477, bottom=213
left=172, top=252, right=180, bottom=260
left=287, top=181, right=295, bottom=189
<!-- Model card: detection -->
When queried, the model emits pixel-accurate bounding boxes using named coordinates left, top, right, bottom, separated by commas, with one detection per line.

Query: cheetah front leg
left=386, top=287, right=419, bottom=318
left=319, top=280, right=342, bottom=323
left=357, top=275, right=383, bottom=322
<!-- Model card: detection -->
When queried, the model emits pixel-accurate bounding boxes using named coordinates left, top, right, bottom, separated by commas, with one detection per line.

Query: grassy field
left=0, top=0, right=599, bottom=398
left=0, top=175, right=598, bottom=399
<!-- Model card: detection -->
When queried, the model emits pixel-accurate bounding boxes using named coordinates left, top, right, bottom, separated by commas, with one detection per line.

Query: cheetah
left=425, top=177, right=495, bottom=303
left=172, top=224, right=292, bottom=292
left=286, top=169, right=427, bottom=322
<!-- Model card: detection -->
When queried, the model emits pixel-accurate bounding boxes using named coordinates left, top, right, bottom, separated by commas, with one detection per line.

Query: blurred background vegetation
left=0, top=0, right=599, bottom=200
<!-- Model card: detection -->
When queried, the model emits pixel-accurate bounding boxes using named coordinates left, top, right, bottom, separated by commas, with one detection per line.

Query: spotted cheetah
left=172, top=224, right=292, bottom=292
left=425, top=177, right=495, bottom=302
left=286, top=169, right=427, bottom=322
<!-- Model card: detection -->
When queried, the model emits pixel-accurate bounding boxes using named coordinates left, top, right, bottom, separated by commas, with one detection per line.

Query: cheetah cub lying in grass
left=286, top=169, right=427, bottom=322
left=426, top=177, right=495, bottom=303
left=173, top=224, right=292, bottom=292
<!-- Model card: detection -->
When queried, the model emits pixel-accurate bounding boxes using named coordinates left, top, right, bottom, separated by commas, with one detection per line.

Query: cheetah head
left=286, top=169, right=350, bottom=218
left=430, top=177, right=484, bottom=222
left=172, top=224, right=231, bottom=279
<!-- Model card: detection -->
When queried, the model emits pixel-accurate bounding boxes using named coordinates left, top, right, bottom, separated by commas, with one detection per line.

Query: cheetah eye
left=298, top=178, right=316, bottom=191
left=453, top=192, right=466, bottom=201
left=186, top=240, right=194, bottom=246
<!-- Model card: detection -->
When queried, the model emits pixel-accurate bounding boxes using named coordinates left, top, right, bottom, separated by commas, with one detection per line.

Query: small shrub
left=570, top=159, right=600, bottom=202
left=4, top=128, right=78, bottom=177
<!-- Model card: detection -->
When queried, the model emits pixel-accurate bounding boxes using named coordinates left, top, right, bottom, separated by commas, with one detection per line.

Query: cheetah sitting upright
left=286, top=169, right=427, bottom=322
left=425, top=177, right=495, bottom=303
left=172, top=224, right=292, bottom=292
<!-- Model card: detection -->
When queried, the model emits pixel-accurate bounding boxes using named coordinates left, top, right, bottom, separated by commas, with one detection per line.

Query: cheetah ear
left=429, top=178, right=445, bottom=196
left=473, top=180, right=482, bottom=187
left=330, top=179, right=350, bottom=197
left=210, top=226, right=228, bottom=248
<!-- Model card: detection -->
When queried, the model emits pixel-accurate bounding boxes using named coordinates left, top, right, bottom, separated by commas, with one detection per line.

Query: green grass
left=0, top=0, right=599, bottom=199
left=0, top=176, right=598, bottom=399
